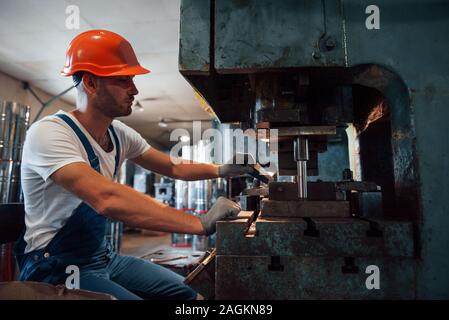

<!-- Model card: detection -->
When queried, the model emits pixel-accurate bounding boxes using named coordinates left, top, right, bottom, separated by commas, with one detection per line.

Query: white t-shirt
left=21, top=110, right=151, bottom=253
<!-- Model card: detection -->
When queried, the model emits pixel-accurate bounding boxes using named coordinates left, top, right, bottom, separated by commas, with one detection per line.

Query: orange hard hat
left=61, top=29, right=150, bottom=77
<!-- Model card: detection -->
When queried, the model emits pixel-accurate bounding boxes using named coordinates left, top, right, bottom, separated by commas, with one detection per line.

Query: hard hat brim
left=61, top=65, right=151, bottom=77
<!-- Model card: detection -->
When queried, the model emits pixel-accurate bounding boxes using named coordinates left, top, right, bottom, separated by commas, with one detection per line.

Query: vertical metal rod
left=294, top=136, right=309, bottom=200
left=297, top=161, right=308, bottom=199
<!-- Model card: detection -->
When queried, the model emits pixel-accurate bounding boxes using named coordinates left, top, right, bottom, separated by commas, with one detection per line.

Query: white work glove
left=200, top=197, right=241, bottom=235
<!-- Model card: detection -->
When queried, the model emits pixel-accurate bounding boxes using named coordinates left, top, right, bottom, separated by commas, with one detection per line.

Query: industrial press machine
left=179, top=0, right=449, bottom=299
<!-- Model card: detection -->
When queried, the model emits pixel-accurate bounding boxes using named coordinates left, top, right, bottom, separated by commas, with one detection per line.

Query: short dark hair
left=72, top=71, right=84, bottom=87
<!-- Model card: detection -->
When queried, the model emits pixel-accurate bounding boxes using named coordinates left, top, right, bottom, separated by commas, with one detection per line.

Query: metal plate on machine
left=269, top=182, right=338, bottom=201
left=215, top=255, right=416, bottom=299
left=216, top=218, right=414, bottom=257
left=215, top=0, right=345, bottom=71
left=260, top=199, right=350, bottom=217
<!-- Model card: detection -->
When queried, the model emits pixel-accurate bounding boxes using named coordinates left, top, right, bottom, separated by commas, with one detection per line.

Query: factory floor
left=121, top=229, right=172, bottom=257
left=120, top=229, right=205, bottom=277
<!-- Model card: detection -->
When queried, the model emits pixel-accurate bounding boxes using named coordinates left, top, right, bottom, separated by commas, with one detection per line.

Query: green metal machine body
left=179, top=0, right=449, bottom=299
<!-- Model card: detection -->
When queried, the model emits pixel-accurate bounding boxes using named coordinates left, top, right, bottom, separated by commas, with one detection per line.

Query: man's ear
left=81, top=73, right=98, bottom=95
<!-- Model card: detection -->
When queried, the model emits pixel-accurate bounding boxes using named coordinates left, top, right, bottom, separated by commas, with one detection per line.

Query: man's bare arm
left=50, top=162, right=205, bottom=234
left=131, top=147, right=219, bottom=181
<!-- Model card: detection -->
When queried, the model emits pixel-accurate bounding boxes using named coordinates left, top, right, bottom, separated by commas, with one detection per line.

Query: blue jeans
left=79, top=252, right=197, bottom=300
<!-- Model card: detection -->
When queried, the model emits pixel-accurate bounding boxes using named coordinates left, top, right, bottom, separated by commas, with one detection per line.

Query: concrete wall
left=0, top=71, right=74, bottom=122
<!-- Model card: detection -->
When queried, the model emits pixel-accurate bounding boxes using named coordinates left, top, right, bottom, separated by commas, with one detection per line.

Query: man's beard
left=95, top=86, right=132, bottom=118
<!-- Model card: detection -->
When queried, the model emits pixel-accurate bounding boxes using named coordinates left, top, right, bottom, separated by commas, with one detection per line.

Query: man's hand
left=200, top=197, right=241, bottom=235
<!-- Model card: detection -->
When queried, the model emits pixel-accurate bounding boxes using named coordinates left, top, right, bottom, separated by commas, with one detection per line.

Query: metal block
left=215, top=255, right=416, bottom=299
left=260, top=199, right=350, bottom=217
left=355, top=192, right=383, bottom=218
left=268, top=181, right=381, bottom=202
left=363, top=219, right=415, bottom=257
left=269, top=182, right=337, bottom=201
left=310, top=218, right=414, bottom=257
left=216, top=217, right=306, bottom=256
left=216, top=217, right=414, bottom=257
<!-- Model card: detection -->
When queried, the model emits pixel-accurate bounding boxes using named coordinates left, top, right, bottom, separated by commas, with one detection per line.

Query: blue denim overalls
left=15, top=114, right=197, bottom=300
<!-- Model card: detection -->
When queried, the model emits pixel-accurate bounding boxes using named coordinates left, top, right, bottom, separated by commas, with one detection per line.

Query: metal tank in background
left=0, top=101, right=30, bottom=203
left=172, top=145, right=194, bottom=247
left=172, top=136, right=228, bottom=251
left=0, top=101, right=30, bottom=281
left=192, top=140, right=212, bottom=251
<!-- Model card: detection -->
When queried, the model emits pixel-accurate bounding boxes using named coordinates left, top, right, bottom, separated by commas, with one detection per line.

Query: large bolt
left=325, top=37, right=336, bottom=50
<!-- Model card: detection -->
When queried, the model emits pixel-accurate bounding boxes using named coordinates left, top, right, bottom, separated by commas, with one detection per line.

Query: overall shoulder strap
left=55, top=114, right=100, bottom=172
left=108, top=124, right=121, bottom=177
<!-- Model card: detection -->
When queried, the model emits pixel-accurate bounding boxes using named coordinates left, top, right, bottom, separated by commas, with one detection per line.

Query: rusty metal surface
left=215, top=256, right=416, bottom=299
left=216, top=217, right=413, bottom=257
left=215, top=0, right=345, bottom=71
left=179, top=0, right=449, bottom=298
left=344, top=1, right=449, bottom=296
left=179, top=0, right=210, bottom=73
left=260, top=199, right=350, bottom=217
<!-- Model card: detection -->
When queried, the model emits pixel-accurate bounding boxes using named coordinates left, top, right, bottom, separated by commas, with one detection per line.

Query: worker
left=15, top=30, right=252, bottom=300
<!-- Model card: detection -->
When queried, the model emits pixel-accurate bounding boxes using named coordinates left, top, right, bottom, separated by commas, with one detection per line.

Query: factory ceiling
left=0, top=0, right=212, bottom=150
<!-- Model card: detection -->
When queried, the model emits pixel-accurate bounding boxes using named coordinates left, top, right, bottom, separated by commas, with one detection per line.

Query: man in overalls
left=17, top=30, right=250, bottom=300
